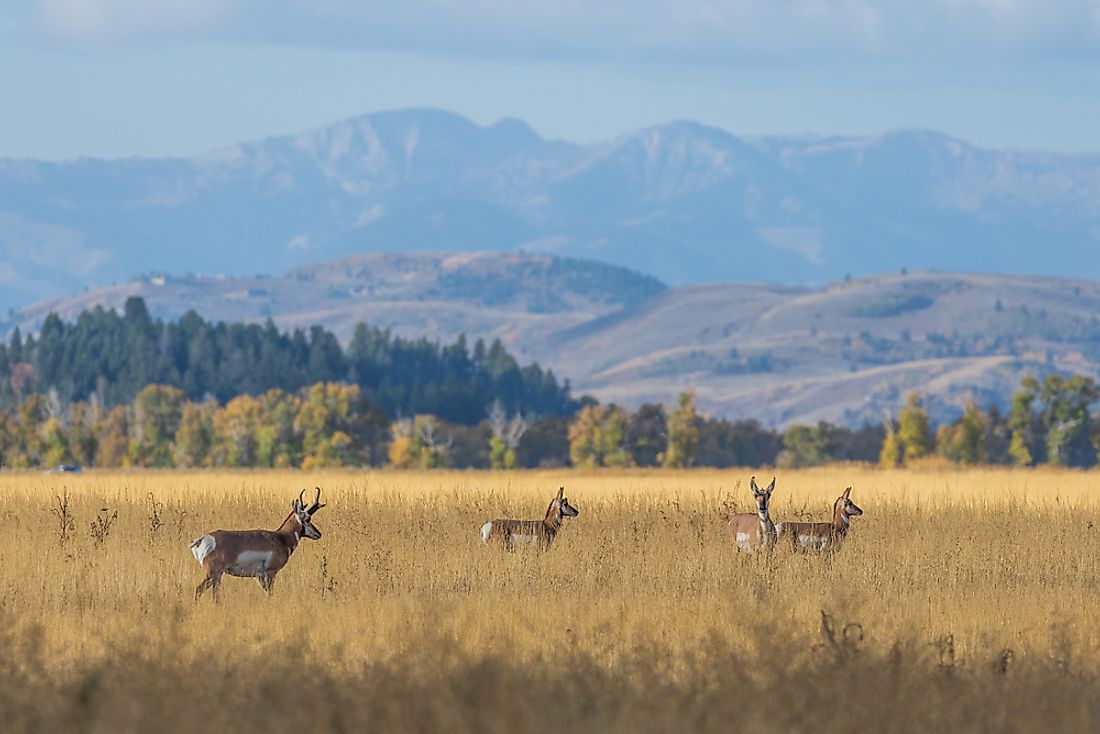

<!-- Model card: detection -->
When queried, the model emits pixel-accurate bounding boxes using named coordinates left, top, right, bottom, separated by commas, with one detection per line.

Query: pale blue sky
left=2, top=0, right=1100, bottom=159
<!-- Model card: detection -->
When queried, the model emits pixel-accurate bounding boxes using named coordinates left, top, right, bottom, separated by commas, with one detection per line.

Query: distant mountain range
left=11, top=252, right=1100, bottom=427
left=3, top=108, right=1100, bottom=312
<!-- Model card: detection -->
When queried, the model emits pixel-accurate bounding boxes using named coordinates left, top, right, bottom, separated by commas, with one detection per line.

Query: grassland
left=3, top=467, right=1100, bottom=732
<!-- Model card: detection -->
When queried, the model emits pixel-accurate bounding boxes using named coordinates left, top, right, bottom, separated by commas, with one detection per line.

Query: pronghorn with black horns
left=480, top=486, right=579, bottom=550
left=729, top=476, right=777, bottom=553
left=777, top=487, right=863, bottom=552
left=190, top=487, right=327, bottom=600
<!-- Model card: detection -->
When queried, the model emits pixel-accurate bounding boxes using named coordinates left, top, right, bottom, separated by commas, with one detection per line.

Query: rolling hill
left=9, top=252, right=1100, bottom=427
left=2, top=108, right=1100, bottom=312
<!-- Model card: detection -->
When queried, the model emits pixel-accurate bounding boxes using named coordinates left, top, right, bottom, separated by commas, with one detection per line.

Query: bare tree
left=46, top=387, right=68, bottom=427
left=418, top=415, right=453, bottom=467
left=488, top=400, right=528, bottom=451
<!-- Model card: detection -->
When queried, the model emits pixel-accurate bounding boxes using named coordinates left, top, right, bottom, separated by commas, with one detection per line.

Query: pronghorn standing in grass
left=729, top=476, right=777, bottom=553
left=190, top=488, right=326, bottom=600
left=480, top=486, right=579, bottom=550
left=778, top=487, right=862, bottom=552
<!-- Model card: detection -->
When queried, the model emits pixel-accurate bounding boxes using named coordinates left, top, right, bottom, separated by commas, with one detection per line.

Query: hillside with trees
left=0, top=297, right=576, bottom=425
left=12, top=259, right=1100, bottom=428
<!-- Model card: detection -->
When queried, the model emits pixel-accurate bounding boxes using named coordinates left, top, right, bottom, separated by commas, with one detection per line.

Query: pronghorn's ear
left=750, top=476, right=760, bottom=493
left=843, top=487, right=852, bottom=499
left=557, top=486, right=564, bottom=500
left=764, top=477, right=776, bottom=493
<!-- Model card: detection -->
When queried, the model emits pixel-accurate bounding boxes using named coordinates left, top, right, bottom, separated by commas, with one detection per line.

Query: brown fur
left=191, top=489, right=324, bottom=600
left=482, top=487, right=579, bottom=550
left=777, top=487, right=862, bottom=552
left=729, top=476, right=776, bottom=553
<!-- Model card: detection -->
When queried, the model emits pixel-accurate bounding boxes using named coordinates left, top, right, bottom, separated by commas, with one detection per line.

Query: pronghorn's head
left=292, top=487, right=327, bottom=540
left=554, top=486, right=580, bottom=519
left=837, top=487, right=862, bottom=520
left=750, top=476, right=776, bottom=519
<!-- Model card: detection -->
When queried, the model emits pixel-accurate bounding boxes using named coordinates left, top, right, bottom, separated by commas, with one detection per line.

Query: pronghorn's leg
left=257, top=572, right=276, bottom=594
left=195, top=575, right=214, bottom=600
left=210, top=571, right=223, bottom=602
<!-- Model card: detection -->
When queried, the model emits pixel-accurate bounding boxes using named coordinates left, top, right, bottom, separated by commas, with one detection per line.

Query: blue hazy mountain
left=2, top=108, right=1099, bottom=311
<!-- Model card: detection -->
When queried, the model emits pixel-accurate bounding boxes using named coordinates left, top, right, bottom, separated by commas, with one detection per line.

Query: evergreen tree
left=627, top=403, right=667, bottom=467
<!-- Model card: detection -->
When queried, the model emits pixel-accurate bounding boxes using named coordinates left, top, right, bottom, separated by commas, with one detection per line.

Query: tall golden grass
left=4, top=467, right=1100, bottom=732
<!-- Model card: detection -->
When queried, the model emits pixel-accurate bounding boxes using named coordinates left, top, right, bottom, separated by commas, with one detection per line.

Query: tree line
left=0, top=301, right=1096, bottom=470
left=0, top=375, right=1094, bottom=470
left=879, top=374, right=1100, bottom=469
left=0, top=298, right=575, bottom=424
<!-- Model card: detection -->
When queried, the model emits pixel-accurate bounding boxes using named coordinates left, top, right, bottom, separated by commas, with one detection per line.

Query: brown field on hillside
left=3, top=467, right=1100, bottom=732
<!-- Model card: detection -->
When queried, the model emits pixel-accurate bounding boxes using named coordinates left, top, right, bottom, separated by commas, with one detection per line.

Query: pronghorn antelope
left=190, top=487, right=326, bottom=600
left=777, top=487, right=863, bottom=552
left=480, top=486, right=579, bottom=550
left=729, top=476, right=777, bottom=553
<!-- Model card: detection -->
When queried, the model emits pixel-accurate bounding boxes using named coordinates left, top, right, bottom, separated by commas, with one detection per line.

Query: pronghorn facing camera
left=729, top=476, right=777, bottom=554
left=480, top=486, right=579, bottom=550
left=190, top=487, right=327, bottom=600
left=778, top=487, right=863, bottom=552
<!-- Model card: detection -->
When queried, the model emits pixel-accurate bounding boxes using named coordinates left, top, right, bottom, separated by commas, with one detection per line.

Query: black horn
left=307, top=487, right=326, bottom=515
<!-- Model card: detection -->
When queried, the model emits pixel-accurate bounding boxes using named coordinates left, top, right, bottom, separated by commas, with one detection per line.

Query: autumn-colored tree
left=0, top=412, right=12, bottom=468
left=388, top=418, right=415, bottom=468
left=129, top=385, right=185, bottom=467
left=936, top=401, right=987, bottom=465
left=38, top=418, right=71, bottom=467
left=897, top=392, right=933, bottom=461
left=780, top=423, right=833, bottom=468
left=255, top=389, right=300, bottom=468
left=8, top=393, right=48, bottom=468
left=174, top=401, right=216, bottom=468
left=663, top=390, right=700, bottom=468
left=210, top=395, right=264, bottom=467
left=386, top=415, right=451, bottom=469
left=65, top=401, right=98, bottom=467
left=296, top=382, right=374, bottom=468
left=1008, top=377, right=1038, bottom=466
left=94, top=406, right=131, bottom=467
left=879, top=420, right=903, bottom=468
left=568, top=404, right=632, bottom=468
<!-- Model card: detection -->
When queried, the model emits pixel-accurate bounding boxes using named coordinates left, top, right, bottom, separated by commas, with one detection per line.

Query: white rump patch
left=190, top=534, right=216, bottom=564
left=480, top=522, right=493, bottom=544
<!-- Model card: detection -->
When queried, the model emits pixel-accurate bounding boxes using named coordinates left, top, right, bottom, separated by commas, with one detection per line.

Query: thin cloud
left=24, top=0, right=1100, bottom=59
left=40, top=0, right=236, bottom=41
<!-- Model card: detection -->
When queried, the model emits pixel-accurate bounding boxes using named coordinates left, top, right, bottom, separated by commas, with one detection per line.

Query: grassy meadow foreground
left=3, top=468, right=1100, bottom=732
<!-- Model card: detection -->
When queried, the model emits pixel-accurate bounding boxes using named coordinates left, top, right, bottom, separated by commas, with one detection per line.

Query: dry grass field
left=3, top=467, right=1100, bottom=732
